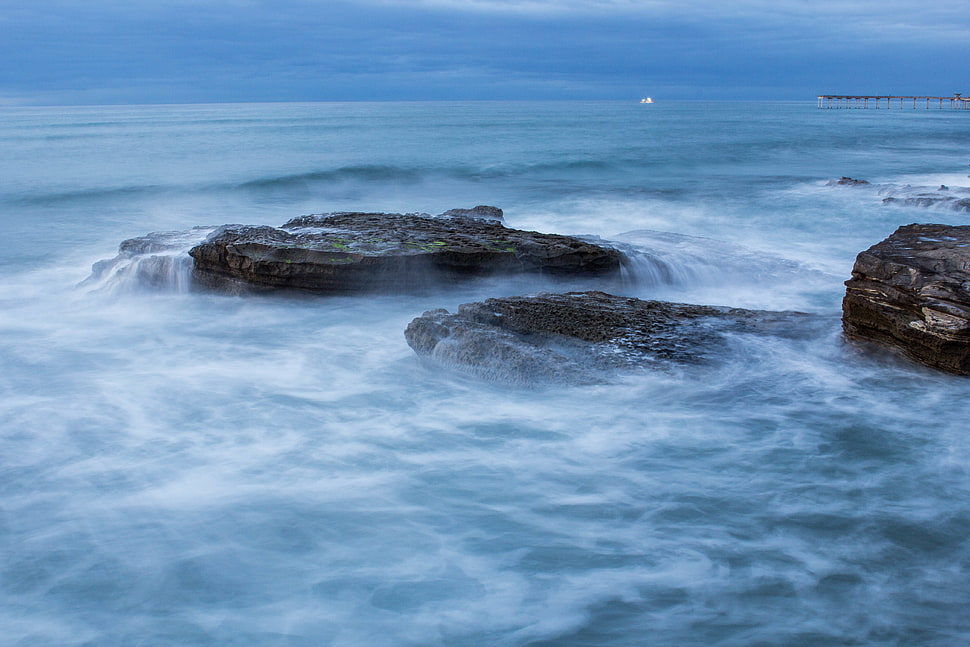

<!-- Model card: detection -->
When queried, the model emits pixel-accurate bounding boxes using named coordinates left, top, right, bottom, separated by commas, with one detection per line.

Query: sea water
left=1, top=101, right=969, bottom=646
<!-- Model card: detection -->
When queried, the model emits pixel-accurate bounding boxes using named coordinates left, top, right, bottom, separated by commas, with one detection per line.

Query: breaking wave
left=238, top=165, right=425, bottom=193
left=79, top=227, right=216, bottom=294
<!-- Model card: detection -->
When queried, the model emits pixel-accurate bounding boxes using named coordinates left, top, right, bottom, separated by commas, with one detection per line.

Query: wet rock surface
left=405, top=291, right=811, bottom=383
left=882, top=195, right=970, bottom=212
left=843, top=223, right=970, bottom=374
left=829, top=176, right=970, bottom=212
left=188, top=207, right=621, bottom=293
left=830, top=177, right=871, bottom=186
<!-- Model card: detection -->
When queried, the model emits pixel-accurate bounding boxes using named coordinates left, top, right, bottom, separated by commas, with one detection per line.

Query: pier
left=817, top=94, right=970, bottom=110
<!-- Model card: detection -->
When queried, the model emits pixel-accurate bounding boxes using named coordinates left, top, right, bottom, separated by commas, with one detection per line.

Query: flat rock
left=405, top=291, right=810, bottom=384
left=842, top=223, right=970, bottom=374
left=188, top=207, right=621, bottom=293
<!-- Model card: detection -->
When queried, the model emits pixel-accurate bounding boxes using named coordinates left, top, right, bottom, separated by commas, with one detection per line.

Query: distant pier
left=817, top=93, right=970, bottom=110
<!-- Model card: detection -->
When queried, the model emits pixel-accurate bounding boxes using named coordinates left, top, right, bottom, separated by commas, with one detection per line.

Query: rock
left=831, top=177, right=870, bottom=186
left=882, top=195, right=970, bottom=212
left=405, top=291, right=811, bottom=384
left=842, top=223, right=970, bottom=374
left=188, top=208, right=620, bottom=293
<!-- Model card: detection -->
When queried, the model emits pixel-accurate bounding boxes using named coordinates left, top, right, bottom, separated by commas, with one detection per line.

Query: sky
left=1, top=0, right=968, bottom=105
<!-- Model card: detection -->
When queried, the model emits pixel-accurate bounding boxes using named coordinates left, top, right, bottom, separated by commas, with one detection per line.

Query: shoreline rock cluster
left=831, top=176, right=970, bottom=213
left=89, top=195, right=970, bottom=381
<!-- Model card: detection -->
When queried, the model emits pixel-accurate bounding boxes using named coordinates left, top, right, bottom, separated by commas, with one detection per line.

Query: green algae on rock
left=188, top=207, right=621, bottom=293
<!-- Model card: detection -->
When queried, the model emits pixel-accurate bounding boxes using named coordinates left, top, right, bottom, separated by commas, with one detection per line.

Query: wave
left=238, top=165, right=425, bottom=192
left=10, top=184, right=171, bottom=206
left=447, top=159, right=615, bottom=182
left=7, top=166, right=425, bottom=207
left=239, top=159, right=615, bottom=190
left=613, top=229, right=828, bottom=296
left=527, top=159, right=614, bottom=173
left=5, top=157, right=624, bottom=208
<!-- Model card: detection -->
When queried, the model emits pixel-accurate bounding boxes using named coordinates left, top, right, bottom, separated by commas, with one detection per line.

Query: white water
left=1, top=101, right=969, bottom=646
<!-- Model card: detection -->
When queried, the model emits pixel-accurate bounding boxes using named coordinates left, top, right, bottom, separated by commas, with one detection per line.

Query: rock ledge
left=188, top=207, right=621, bottom=293
left=842, top=223, right=970, bottom=374
left=406, top=291, right=809, bottom=383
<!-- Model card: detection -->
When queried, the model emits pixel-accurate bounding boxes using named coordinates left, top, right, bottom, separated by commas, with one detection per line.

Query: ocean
left=1, top=100, right=969, bottom=646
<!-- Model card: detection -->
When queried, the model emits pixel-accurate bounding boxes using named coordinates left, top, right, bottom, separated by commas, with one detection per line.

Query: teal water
left=1, top=101, right=969, bottom=646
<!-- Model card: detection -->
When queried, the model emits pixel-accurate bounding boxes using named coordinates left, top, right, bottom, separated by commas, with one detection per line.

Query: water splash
left=80, top=227, right=216, bottom=294
left=614, top=229, right=813, bottom=290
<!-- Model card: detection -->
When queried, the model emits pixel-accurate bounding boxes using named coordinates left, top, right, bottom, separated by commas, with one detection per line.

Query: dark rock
left=842, top=223, right=970, bottom=374
left=405, top=291, right=811, bottom=384
left=189, top=209, right=620, bottom=293
left=831, top=177, right=870, bottom=186
left=882, top=195, right=970, bottom=212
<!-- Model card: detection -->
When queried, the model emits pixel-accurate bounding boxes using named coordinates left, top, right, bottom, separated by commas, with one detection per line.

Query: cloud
left=1, top=0, right=968, bottom=104
left=361, top=0, right=968, bottom=21
left=347, top=0, right=662, bottom=14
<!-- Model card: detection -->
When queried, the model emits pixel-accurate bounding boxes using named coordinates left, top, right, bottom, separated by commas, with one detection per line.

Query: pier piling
left=817, top=93, right=970, bottom=110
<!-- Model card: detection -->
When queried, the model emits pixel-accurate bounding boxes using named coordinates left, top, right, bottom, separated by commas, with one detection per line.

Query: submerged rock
left=842, top=223, right=970, bottom=374
left=188, top=208, right=621, bottom=293
left=829, top=176, right=970, bottom=212
left=405, top=291, right=810, bottom=384
left=882, top=195, right=970, bottom=212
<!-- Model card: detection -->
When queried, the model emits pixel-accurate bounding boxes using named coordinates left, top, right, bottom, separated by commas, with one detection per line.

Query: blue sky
left=1, top=0, right=968, bottom=104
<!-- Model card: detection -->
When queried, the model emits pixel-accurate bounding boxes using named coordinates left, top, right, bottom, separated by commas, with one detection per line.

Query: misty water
left=1, top=101, right=969, bottom=646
